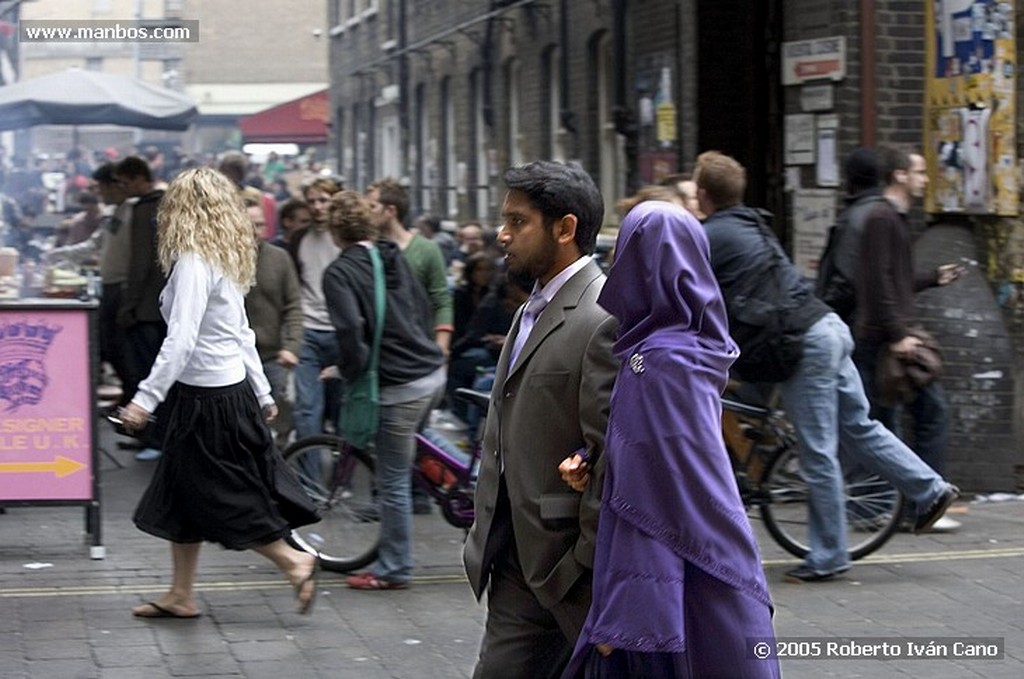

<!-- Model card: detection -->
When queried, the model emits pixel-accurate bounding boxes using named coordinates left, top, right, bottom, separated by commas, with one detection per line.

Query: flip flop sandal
left=133, top=601, right=201, bottom=619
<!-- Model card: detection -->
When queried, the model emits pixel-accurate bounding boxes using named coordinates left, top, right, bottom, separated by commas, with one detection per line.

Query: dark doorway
left=697, top=0, right=783, bottom=222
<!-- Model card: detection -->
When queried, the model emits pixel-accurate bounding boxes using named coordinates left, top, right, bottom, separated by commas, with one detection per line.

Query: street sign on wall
left=781, top=37, right=846, bottom=86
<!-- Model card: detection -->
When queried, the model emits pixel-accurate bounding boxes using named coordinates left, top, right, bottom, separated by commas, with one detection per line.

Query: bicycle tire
left=283, top=434, right=380, bottom=573
left=759, top=443, right=904, bottom=561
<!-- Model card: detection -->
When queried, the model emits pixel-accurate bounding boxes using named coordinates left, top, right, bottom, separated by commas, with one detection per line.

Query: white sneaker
left=925, top=515, right=961, bottom=533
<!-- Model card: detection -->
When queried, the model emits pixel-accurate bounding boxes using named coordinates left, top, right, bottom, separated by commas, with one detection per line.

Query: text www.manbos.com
left=20, top=20, right=199, bottom=43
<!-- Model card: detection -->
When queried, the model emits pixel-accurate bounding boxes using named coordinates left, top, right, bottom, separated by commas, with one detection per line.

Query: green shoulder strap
left=367, top=245, right=386, bottom=393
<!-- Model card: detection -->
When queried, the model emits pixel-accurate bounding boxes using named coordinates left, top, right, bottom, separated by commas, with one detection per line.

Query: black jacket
left=323, top=240, right=444, bottom=387
left=815, top=188, right=886, bottom=323
left=703, top=205, right=830, bottom=339
left=119, top=189, right=165, bottom=327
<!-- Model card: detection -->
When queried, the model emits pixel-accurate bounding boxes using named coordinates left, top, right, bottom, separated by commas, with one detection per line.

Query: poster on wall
left=0, top=310, right=93, bottom=501
left=791, top=188, right=837, bottom=279
left=924, top=0, right=1017, bottom=215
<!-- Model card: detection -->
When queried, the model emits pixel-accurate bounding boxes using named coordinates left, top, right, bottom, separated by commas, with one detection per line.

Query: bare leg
left=253, top=539, right=317, bottom=612
left=132, top=542, right=202, bottom=617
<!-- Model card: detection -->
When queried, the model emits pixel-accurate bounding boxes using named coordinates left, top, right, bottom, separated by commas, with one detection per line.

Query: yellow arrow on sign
left=0, top=456, right=86, bottom=478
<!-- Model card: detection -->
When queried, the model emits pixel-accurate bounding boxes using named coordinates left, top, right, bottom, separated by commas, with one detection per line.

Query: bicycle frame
left=412, top=428, right=481, bottom=529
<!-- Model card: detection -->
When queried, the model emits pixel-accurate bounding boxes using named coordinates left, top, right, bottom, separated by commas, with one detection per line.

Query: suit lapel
left=503, top=260, right=601, bottom=384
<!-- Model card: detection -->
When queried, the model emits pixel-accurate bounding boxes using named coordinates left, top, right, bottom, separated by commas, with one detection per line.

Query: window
left=506, top=59, right=522, bottom=167
left=471, top=69, right=490, bottom=220
left=441, top=77, right=457, bottom=217
left=378, top=112, right=400, bottom=179
left=415, top=83, right=431, bottom=212
left=593, top=32, right=625, bottom=226
left=546, top=46, right=567, bottom=163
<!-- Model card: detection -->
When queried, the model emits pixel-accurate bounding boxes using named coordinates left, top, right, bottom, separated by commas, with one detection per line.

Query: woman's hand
left=319, top=365, right=340, bottom=381
left=119, top=403, right=151, bottom=433
left=558, top=453, right=590, bottom=492
left=262, top=403, right=279, bottom=423
left=596, top=644, right=614, bottom=657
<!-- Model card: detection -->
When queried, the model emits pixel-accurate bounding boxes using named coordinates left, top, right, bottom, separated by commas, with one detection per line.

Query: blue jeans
left=779, top=313, right=949, bottom=573
left=373, top=391, right=436, bottom=583
left=293, top=328, right=342, bottom=439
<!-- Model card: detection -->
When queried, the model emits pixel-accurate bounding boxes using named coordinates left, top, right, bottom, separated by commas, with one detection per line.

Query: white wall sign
left=800, top=83, right=834, bottom=112
left=791, top=188, right=837, bottom=278
left=782, top=36, right=846, bottom=86
left=785, top=114, right=816, bottom=165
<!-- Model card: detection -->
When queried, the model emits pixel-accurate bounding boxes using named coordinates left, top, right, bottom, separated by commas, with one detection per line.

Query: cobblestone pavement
left=1, top=421, right=1022, bottom=678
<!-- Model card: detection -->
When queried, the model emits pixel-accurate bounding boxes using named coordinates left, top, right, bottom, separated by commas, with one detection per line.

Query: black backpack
left=815, top=195, right=886, bottom=323
left=728, top=215, right=806, bottom=384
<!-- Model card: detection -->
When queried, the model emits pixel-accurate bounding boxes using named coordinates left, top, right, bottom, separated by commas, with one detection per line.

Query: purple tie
left=508, top=293, right=549, bottom=370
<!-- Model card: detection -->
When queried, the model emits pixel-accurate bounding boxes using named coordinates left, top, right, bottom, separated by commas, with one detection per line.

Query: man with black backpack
left=816, top=147, right=887, bottom=324
left=695, top=151, right=959, bottom=583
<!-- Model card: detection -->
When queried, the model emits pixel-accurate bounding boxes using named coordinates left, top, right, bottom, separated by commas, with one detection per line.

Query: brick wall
left=915, top=225, right=1018, bottom=492
left=781, top=1, right=1022, bottom=490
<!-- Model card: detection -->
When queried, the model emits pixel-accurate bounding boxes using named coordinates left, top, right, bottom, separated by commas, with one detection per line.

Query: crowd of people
left=0, top=139, right=967, bottom=675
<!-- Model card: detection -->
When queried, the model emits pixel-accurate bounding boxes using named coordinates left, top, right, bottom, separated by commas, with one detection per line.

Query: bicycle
left=721, top=384, right=904, bottom=561
left=283, top=387, right=489, bottom=573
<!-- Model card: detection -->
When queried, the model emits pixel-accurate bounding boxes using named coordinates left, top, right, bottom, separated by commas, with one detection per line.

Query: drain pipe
left=860, top=0, right=876, bottom=146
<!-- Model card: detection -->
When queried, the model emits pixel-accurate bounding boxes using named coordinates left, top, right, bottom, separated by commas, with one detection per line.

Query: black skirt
left=133, top=381, right=319, bottom=550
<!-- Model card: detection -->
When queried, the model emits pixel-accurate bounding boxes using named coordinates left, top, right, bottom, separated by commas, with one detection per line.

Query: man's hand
left=937, top=263, right=966, bottom=285
left=890, top=335, right=923, bottom=359
left=558, top=453, right=590, bottom=492
left=319, top=365, right=340, bottom=381
left=277, top=349, right=298, bottom=368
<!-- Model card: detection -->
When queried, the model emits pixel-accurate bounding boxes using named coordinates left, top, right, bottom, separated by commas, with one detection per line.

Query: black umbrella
left=0, top=68, right=197, bottom=131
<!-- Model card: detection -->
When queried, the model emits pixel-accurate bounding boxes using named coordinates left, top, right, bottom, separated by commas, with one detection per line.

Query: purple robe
left=564, top=201, right=780, bottom=678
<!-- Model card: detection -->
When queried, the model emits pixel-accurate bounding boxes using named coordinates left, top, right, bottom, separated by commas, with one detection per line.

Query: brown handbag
left=877, top=327, right=943, bottom=406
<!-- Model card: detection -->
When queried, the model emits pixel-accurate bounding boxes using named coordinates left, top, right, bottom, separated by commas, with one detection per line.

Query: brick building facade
left=328, top=0, right=1023, bottom=491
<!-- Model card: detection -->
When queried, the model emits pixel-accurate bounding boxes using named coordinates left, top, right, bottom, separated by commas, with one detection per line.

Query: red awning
left=238, top=89, right=329, bottom=144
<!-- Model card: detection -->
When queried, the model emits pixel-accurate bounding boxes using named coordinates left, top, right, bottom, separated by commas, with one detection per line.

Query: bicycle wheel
left=283, top=434, right=380, bottom=573
left=760, top=444, right=903, bottom=561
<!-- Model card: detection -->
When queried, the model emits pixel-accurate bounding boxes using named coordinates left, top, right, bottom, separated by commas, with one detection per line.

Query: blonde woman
left=120, top=168, right=320, bottom=618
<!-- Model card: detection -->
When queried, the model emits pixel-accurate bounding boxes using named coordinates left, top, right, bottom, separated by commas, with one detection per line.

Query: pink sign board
left=0, top=308, right=93, bottom=501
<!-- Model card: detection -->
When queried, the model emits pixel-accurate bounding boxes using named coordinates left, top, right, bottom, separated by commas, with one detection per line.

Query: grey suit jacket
left=463, top=259, right=617, bottom=609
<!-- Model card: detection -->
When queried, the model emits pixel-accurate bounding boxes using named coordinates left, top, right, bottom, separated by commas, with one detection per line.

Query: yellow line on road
left=2, top=548, right=1022, bottom=599
left=0, top=572, right=470, bottom=599
left=764, top=546, right=1024, bottom=567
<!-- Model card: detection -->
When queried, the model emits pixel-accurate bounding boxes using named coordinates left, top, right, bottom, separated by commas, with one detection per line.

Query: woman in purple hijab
left=561, top=199, right=780, bottom=678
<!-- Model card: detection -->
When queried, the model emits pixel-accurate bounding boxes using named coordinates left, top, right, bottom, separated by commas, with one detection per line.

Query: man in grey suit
left=463, top=161, right=618, bottom=678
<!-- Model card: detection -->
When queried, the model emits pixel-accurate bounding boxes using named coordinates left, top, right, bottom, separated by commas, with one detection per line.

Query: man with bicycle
left=694, top=151, right=959, bottom=583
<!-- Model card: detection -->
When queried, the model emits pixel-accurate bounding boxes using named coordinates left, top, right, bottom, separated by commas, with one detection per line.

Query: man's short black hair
left=503, top=161, right=604, bottom=255
left=114, top=156, right=152, bottom=182
left=91, top=163, right=116, bottom=184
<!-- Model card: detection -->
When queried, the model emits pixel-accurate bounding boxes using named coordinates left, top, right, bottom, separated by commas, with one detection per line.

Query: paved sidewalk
left=1, top=420, right=1022, bottom=677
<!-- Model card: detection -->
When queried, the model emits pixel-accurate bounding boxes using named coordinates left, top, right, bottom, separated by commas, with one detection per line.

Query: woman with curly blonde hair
left=120, top=168, right=321, bottom=619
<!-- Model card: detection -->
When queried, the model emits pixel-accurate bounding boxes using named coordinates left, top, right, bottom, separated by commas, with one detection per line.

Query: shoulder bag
left=338, top=245, right=386, bottom=450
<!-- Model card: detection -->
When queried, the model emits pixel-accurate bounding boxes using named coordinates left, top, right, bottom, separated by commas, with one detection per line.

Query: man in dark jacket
left=695, top=151, right=958, bottom=583
left=114, top=156, right=166, bottom=461
left=854, top=147, right=964, bottom=531
left=815, top=147, right=887, bottom=323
